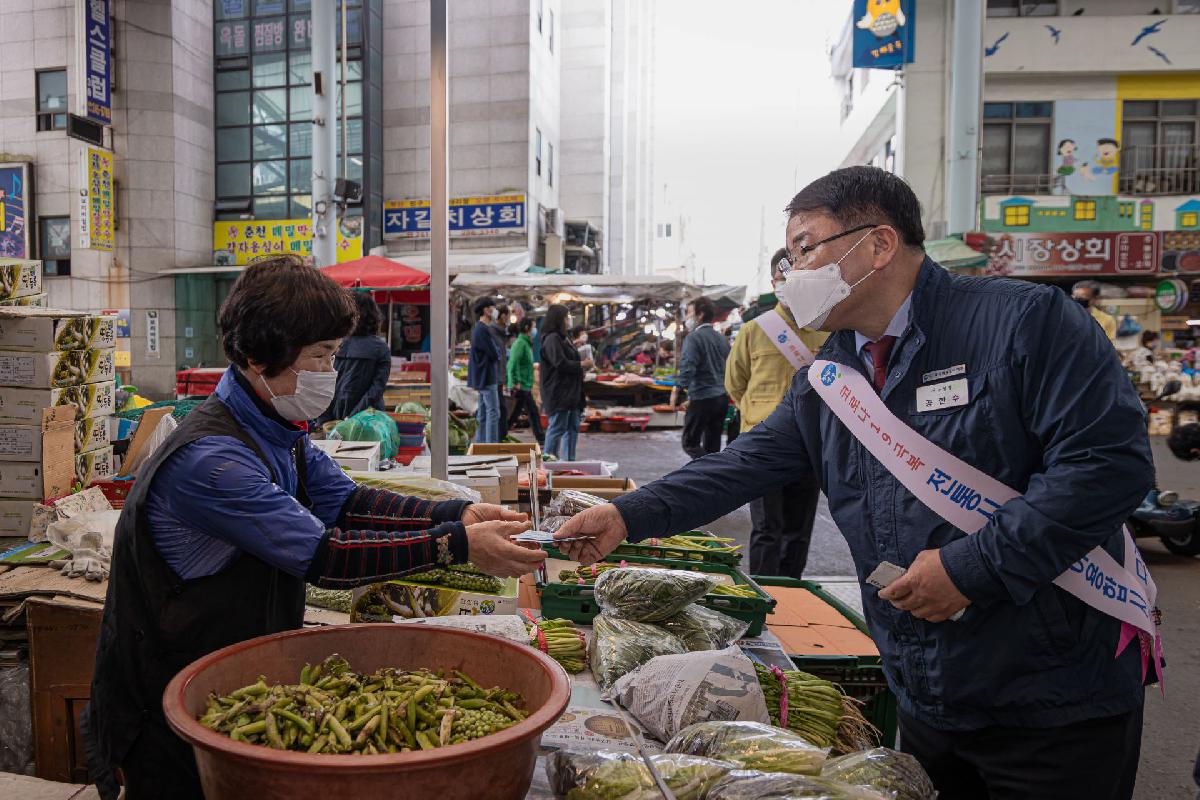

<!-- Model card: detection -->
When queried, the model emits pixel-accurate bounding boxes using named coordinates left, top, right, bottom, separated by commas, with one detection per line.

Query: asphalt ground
left=565, top=428, right=1200, bottom=799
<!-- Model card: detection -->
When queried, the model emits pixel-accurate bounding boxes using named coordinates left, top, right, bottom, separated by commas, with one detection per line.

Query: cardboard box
left=549, top=475, right=638, bottom=500
left=467, top=441, right=542, bottom=465
left=0, top=499, right=41, bottom=537
left=0, top=309, right=117, bottom=351
left=76, top=445, right=114, bottom=486
left=0, top=293, right=47, bottom=308
left=75, top=415, right=110, bottom=454
left=545, top=460, right=614, bottom=477
left=350, top=575, right=519, bottom=622
left=0, top=348, right=115, bottom=388
left=0, top=381, right=115, bottom=423
left=0, top=259, right=43, bottom=301
left=312, top=439, right=380, bottom=472
left=413, top=454, right=519, bottom=501
left=0, top=421, right=46, bottom=461
left=459, top=467, right=501, bottom=505
left=0, top=406, right=76, bottom=500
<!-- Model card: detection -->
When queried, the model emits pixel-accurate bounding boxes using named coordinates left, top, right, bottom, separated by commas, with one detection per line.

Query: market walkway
left=572, top=429, right=1200, bottom=800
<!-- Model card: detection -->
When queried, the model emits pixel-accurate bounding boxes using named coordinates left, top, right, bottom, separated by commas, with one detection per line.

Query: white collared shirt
left=854, top=293, right=913, bottom=376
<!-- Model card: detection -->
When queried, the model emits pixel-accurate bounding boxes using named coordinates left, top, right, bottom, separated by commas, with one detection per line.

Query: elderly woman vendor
left=83, top=256, right=544, bottom=799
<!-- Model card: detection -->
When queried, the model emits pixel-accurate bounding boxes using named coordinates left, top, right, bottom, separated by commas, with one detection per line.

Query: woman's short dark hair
left=543, top=304, right=570, bottom=337
left=784, top=166, right=925, bottom=248
left=1168, top=423, right=1200, bottom=461
left=689, top=297, right=716, bottom=323
left=473, top=296, right=496, bottom=316
left=517, top=317, right=535, bottom=334
left=351, top=291, right=383, bottom=337
left=219, top=255, right=357, bottom=377
left=1142, top=330, right=1159, bottom=347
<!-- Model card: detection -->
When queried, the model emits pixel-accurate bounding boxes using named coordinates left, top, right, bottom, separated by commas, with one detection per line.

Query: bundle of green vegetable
left=523, top=615, right=588, bottom=673
left=705, top=770, right=890, bottom=800
left=304, top=585, right=353, bottom=614
left=350, top=473, right=479, bottom=502
left=821, top=748, right=936, bottom=800
left=392, top=565, right=505, bottom=594
left=590, top=613, right=687, bottom=691
left=709, top=584, right=759, bottom=598
left=553, top=751, right=737, bottom=800
left=639, top=534, right=742, bottom=554
left=198, top=654, right=526, bottom=754
left=664, top=721, right=830, bottom=776
left=593, top=567, right=717, bottom=622
left=557, top=563, right=623, bottom=585
left=754, top=663, right=878, bottom=753
left=657, top=603, right=749, bottom=651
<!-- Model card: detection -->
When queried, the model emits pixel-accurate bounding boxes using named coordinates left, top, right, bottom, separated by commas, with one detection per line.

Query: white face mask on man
left=260, top=368, right=338, bottom=421
left=777, top=229, right=876, bottom=330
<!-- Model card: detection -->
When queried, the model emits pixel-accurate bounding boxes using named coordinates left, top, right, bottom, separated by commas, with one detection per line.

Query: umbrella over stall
left=321, top=255, right=432, bottom=352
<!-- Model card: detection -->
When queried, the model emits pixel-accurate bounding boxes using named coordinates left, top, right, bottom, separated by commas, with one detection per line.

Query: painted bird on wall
left=1131, top=19, right=1166, bottom=46
left=1045, top=24, right=1062, bottom=44
left=984, top=31, right=1009, bottom=58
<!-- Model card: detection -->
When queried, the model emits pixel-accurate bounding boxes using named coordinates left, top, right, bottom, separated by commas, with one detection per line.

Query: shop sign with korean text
left=0, top=163, right=30, bottom=259
left=984, top=232, right=1158, bottom=278
left=78, top=0, right=112, bottom=125
left=213, top=219, right=363, bottom=266
left=78, top=147, right=115, bottom=252
left=383, top=195, right=526, bottom=239
left=851, top=0, right=915, bottom=69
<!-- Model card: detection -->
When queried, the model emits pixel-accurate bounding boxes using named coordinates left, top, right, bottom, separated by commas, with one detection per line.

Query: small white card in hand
left=867, top=560, right=964, bottom=621
left=510, top=530, right=590, bottom=544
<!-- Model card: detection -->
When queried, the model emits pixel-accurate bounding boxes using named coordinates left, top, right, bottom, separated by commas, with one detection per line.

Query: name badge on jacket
left=916, top=378, right=969, bottom=412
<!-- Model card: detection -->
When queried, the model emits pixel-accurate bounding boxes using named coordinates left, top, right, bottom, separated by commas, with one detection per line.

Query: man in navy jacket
left=557, top=167, right=1154, bottom=799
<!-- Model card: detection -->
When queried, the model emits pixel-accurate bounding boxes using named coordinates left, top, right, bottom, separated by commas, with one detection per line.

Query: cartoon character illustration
left=856, top=0, right=906, bottom=38
left=1090, top=138, right=1121, bottom=177
left=1057, top=139, right=1079, bottom=176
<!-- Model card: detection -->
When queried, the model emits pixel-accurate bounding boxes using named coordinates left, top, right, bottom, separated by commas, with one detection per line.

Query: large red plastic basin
left=163, top=624, right=570, bottom=800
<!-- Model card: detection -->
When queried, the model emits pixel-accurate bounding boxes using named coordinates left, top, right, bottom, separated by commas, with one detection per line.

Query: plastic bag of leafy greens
left=591, top=613, right=687, bottom=692
left=706, top=770, right=892, bottom=800
left=593, top=567, right=717, bottom=622
left=658, top=603, right=750, bottom=651
left=560, top=752, right=737, bottom=800
left=545, top=489, right=608, bottom=518
left=821, top=748, right=937, bottom=800
left=664, top=721, right=829, bottom=776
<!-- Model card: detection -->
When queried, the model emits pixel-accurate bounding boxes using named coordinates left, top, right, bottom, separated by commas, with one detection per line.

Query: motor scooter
left=1129, top=379, right=1200, bottom=556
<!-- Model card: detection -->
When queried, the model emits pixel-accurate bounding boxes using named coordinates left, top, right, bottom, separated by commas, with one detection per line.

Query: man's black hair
left=219, top=254, right=357, bottom=378
left=689, top=296, right=716, bottom=323
left=473, top=296, right=497, bottom=316
left=1097, top=138, right=1119, bottom=148
left=350, top=291, right=383, bottom=337
left=784, top=166, right=925, bottom=248
left=1142, top=329, right=1159, bottom=347
left=1168, top=423, right=1200, bottom=461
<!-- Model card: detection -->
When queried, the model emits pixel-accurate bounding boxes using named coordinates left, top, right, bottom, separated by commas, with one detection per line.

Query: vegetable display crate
left=538, top=556, right=775, bottom=636
left=755, top=576, right=897, bottom=748
left=545, top=531, right=741, bottom=567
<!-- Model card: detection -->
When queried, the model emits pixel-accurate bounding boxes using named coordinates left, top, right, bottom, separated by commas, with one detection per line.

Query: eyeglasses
left=781, top=223, right=879, bottom=273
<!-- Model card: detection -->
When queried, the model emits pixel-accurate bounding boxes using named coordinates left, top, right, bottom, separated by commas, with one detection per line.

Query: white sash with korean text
left=756, top=308, right=815, bottom=370
left=808, top=360, right=1160, bottom=653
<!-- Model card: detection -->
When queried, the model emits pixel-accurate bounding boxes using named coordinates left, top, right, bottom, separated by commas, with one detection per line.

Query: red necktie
left=862, top=335, right=897, bottom=393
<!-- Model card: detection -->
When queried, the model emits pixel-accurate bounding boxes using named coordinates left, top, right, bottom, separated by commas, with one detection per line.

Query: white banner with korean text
left=755, top=308, right=815, bottom=370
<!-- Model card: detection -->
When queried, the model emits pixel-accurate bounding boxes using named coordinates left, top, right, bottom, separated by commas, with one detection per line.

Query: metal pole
left=311, top=0, right=337, bottom=267
left=430, top=0, right=449, bottom=481
left=340, top=0, right=348, bottom=181
left=893, top=70, right=907, bottom=180
left=947, top=0, right=984, bottom=234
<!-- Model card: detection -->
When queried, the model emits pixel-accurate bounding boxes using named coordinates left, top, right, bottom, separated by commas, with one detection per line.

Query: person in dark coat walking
left=468, top=296, right=503, bottom=443
left=540, top=304, right=590, bottom=460
left=317, top=291, right=391, bottom=425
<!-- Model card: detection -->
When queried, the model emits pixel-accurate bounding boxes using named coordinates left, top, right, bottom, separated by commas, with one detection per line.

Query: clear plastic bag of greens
left=553, top=750, right=737, bottom=800
left=664, top=721, right=830, bottom=776
left=545, top=489, right=607, bottom=518
left=593, top=567, right=717, bottom=622
left=658, top=603, right=749, bottom=651
left=590, top=613, right=687, bottom=692
left=706, top=770, right=892, bottom=800
left=821, top=748, right=937, bottom=800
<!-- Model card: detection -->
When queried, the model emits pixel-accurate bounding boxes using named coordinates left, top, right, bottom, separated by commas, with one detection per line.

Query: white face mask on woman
left=260, top=368, right=338, bottom=421
left=777, top=229, right=876, bottom=330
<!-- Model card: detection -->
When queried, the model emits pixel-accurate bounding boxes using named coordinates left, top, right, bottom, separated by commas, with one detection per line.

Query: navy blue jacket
left=318, top=334, right=391, bottom=424
left=468, top=320, right=502, bottom=389
left=614, top=258, right=1153, bottom=730
left=677, top=323, right=731, bottom=401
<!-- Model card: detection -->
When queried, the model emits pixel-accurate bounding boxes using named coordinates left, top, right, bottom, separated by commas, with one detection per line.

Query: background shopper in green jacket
left=506, top=318, right=544, bottom=444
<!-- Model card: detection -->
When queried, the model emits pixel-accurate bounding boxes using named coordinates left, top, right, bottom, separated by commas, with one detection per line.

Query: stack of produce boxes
left=0, top=309, right=117, bottom=537
left=0, top=259, right=46, bottom=308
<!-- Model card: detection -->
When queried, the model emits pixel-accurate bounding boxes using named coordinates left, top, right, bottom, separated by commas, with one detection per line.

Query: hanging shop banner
left=852, top=0, right=916, bottom=69
left=383, top=194, right=527, bottom=239
left=984, top=232, right=1158, bottom=278
left=1159, top=230, right=1200, bottom=275
left=213, top=218, right=363, bottom=266
left=100, top=308, right=130, bottom=338
left=145, top=310, right=160, bottom=358
left=78, top=0, right=112, bottom=124
left=0, top=163, right=30, bottom=259
left=78, top=146, right=114, bottom=252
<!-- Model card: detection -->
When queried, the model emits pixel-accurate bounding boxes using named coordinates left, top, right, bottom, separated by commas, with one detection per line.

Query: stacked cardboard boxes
left=0, top=309, right=118, bottom=537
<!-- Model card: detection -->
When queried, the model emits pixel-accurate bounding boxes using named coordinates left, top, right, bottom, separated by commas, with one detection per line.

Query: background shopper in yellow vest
left=724, top=248, right=828, bottom=578
left=1072, top=283, right=1117, bottom=343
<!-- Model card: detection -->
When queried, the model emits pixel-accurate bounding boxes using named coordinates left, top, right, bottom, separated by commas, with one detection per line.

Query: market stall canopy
left=391, top=248, right=532, bottom=276
left=321, top=255, right=430, bottom=303
left=925, top=236, right=987, bottom=269
left=449, top=273, right=747, bottom=307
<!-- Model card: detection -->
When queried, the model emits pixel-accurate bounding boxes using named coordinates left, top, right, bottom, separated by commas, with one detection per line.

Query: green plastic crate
left=544, top=530, right=742, bottom=567
left=753, top=576, right=897, bottom=748
left=539, top=557, right=776, bottom=636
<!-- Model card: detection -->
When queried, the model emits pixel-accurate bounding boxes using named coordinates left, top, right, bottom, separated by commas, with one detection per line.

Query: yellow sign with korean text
left=79, top=147, right=115, bottom=252
left=212, top=218, right=363, bottom=266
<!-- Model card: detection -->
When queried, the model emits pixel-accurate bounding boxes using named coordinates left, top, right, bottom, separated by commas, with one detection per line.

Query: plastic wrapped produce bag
left=658, top=603, right=749, bottom=651
left=590, top=613, right=687, bottom=691
left=705, top=770, right=892, bottom=800
left=547, top=749, right=736, bottom=800
left=664, top=720, right=830, bottom=776
left=593, top=567, right=717, bottom=622
left=821, top=748, right=937, bottom=800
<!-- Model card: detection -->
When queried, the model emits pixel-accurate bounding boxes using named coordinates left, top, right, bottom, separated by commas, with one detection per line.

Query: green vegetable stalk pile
left=593, top=567, right=717, bottom=622
left=821, top=748, right=937, bottom=800
left=524, top=616, right=588, bottom=673
left=396, top=563, right=505, bottom=594
left=198, top=654, right=526, bottom=755
left=554, top=751, right=736, bottom=800
left=664, top=720, right=830, bottom=776
left=590, top=614, right=687, bottom=691
left=705, top=771, right=891, bottom=800
left=754, top=663, right=878, bottom=754
left=638, top=534, right=742, bottom=554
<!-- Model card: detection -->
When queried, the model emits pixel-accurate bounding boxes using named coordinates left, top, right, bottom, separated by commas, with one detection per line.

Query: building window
left=547, top=142, right=554, bottom=187
left=535, top=128, right=542, bottom=176
left=36, top=69, right=68, bottom=132
left=213, top=4, right=366, bottom=220
left=1121, top=99, right=1200, bottom=195
left=981, top=102, right=1053, bottom=194
left=39, top=217, right=71, bottom=276
left=549, top=9, right=555, bottom=53
left=1073, top=200, right=1097, bottom=220
left=1003, top=205, right=1031, bottom=226
left=665, top=223, right=672, bottom=237
left=1183, top=212, right=1199, bottom=227
left=986, top=0, right=1058, bottom=16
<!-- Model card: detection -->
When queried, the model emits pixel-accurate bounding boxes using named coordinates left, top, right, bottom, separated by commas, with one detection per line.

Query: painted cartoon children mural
left=1090, top=138, right=1121, bottom=177
left=1055, top=139, right=1084, bottom=193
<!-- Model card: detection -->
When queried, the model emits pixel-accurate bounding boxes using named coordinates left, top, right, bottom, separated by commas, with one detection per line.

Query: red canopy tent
left=321, top=255, right=430, bottom=304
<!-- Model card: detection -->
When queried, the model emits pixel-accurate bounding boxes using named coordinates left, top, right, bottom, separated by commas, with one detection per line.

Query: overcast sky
left=654, top=0, right=851, bottom=290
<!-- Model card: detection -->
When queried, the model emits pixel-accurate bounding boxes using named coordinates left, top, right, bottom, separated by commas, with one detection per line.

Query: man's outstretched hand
left=553, top=503, right=628, bottom=565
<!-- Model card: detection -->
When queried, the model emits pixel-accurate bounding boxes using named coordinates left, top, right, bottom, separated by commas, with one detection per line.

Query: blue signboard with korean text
left=852, top=0, right=915, bottom=69
left=383, top=195, right=527, bottom=239
left=83, top=0, right=112, bottom=124
left=0, top=163, right=30, bottom=259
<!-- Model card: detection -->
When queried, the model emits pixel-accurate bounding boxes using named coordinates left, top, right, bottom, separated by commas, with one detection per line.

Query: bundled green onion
left=754, top=663, right=878, bottom=754
left=523, top=614, right=588, bottom=673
